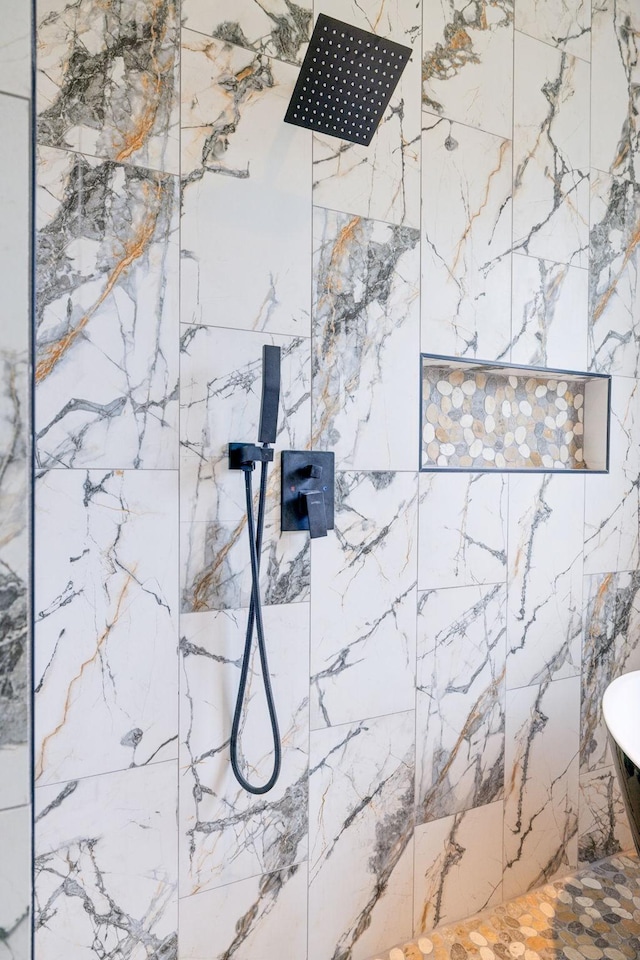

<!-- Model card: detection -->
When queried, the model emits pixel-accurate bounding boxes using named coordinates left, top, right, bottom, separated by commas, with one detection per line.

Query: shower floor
left=368, top=853, right=640, bottom=960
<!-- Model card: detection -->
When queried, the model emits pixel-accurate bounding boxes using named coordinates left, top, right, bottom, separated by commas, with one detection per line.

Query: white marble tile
left=312, top=0, right=421, bottom=228
left=0, top=93, right=30, bottom=357
left=413, top=802, right=504, bottom=934
left=0, top=805, right=30, bottom=960
left=181, top=34, right=311, bottom=338
left=0, top=745, right=30, bottom=810
left=510, top=254, right=589, bottom=370
left=36, top=0, right=179, bottom=173
left=421, top=114, right=512, bottom=360
left=513, top=34, right=590, bottom=268
left=422, top=0, right=513, bottom=140
left=35, top=763, right=177, bottom=959
left=0, top=100, right=30, bottom=773
left=182, top=0, right=312, bottom=65
left=180, top=326, right=310, bottom=613
left=589, top=172, right=640, bottom=377
left=312, top=208, right=420, bottom=470
left=2, top=99, right=33, bottom=779
left=35, top=146, right=180, bottom=471
left=584, top=377, right=640, bottom=575
left=581, top=571, right=640, bottom=774
left=35, top=470, right=178, bottom=786
left=416, top=584, right=506, bottom=824
left=0, top=345, right=29, bottom=583
left=503, top=676, right=580, bottom=900
left=179, top=865, right=308, bottom=960
left=591, top=0, right=640, bottom=180
left=507, top=474, right=584, bottom=690
left=578, top=767, right=633, bottom=865
left=0, top=337, right=29, bottom=782
left=179, top=605, right=309, bottom=896
left=310, top=472, right=418, bottom=729
left=308, top=712, right=414, bottom=960
left=516, top=0, right=591, bottom=60
left=418, top=470, right=507, bottom=591
left=0, top=2, right=31, bottom=98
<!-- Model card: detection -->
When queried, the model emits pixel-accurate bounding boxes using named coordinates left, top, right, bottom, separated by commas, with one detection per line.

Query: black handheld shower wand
left=228, top=345, right=282, bottom=794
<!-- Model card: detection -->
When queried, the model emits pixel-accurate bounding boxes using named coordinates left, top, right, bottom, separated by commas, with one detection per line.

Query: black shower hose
left=230, top=454, right=282, bottom=794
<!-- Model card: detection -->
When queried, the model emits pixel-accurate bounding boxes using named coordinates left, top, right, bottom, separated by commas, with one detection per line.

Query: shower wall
left=31, top=1, right=640, bottom=959
left=0, top=5, right=32, bottom=959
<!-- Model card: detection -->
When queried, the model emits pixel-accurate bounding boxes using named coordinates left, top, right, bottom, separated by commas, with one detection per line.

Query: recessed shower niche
left=421, top=354, right=611, bottom=473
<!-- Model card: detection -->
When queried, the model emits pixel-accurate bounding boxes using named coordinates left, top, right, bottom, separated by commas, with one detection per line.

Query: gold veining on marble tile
left=36, top=179, right=166, bottom=384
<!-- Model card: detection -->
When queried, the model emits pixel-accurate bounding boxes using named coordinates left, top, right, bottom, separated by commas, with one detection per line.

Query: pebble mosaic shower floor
left=368, top=854, right=640, bottom=960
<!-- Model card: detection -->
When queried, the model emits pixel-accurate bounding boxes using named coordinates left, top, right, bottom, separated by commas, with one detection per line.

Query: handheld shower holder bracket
left=229, top=442, right=274, bottom=470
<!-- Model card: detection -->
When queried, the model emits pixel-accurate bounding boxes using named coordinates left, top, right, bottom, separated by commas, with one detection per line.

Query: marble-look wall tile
left=37, top=0, right=179, bottom=173
left=0, top=94, right=30, bottom=808
left=0, top=95, right=30, bottom=364
left=180, top=326, right=310, bottom=613
left=513, top=33, right=590, bottom=268
left=35, top=469, right=178, bottom=786
left=0, top=62, right=31, bottom=960
left=422, top=0, right=513, bottom=140
left=0, top=805, right=30, bottom=960
left=181, top=34, right=311, bottom=338
left=416, top=585, right=506, bottom=824
left=180, top=606, right=309, bottom=896
left=179, top=865, right=308, bottom=960
left=0, top=747, right=30, bottom=812
left=589, top=172, right=640, bottom=377
left=308, top=712, right=415, bottom=960
left=515, top=0, right=591, bottom=61
left=578, top=768, right=633, bottom=865
left=0, top=310, right=29, bottom=593
left=503, top=676, right=580, bottom=900
left=581, top=571, right=640, bottom=774
left=35, top=147, right=180, bottom=471
left=418, top=473, right=507, bottom=590
left=312, top=209, right=420, bottom=470
left=511, top=255, right=589, bottom=370
left=584, top=377, right=640, bottom=575
left=310, top=472, right=417, bottom=729
left=0, top=375, right=29, bottom=800
left=182, top=0, right=312, bottom=65
left=0, top=2, right=31, bottom=97
left=507, top=475, right=584, bottom=689
left=421, top=115, right=512, bottom=360
left=413, top=801, right=504, bottom=934
left=312, top=0, right=421, bottom=229
left=35, top=763, right=177, bottom=959
left=591, top=0, right=640, bottom=180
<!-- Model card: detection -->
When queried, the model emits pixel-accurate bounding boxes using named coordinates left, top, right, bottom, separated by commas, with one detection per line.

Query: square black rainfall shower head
left=284, top=14, right=412, bottom=147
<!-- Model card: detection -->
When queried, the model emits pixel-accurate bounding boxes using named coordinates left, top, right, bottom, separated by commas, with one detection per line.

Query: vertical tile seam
left=29, top=0, right=37, bottom=956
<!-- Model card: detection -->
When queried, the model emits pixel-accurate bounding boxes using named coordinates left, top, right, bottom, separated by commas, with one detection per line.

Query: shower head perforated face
left=284, top=14, right=412, bottom=146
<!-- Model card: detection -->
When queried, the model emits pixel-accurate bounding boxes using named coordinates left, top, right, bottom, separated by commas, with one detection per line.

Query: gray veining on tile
left=36, top=147, right=180, bottom=471
left=37, top=0, right=179, bottom=172
left=417, top=584, right=506, bottom=824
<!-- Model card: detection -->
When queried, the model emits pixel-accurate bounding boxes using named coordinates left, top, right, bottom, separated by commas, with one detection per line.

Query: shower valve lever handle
left=301, top=490, right=328, bottom=539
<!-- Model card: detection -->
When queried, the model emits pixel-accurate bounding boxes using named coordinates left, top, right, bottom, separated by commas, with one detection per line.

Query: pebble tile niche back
left=421, top=355, right=611, bottom=473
